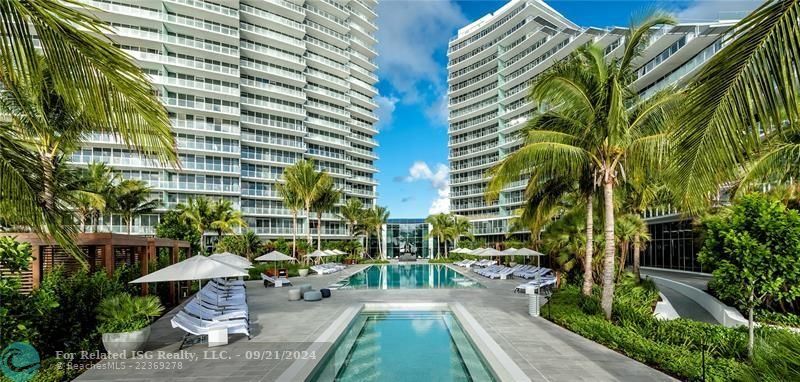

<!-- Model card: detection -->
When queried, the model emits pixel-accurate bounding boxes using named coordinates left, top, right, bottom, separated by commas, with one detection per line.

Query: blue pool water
left=310, top=311, right=496, bottom=382
left=334, top=264, right=481, bottom=289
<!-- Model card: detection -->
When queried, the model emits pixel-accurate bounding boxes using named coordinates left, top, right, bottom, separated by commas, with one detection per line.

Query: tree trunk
left=376, top=225, right=383, bottom=259
left=444, top=241, right=449, bottom=258
left=316, top=213, right=322, bottom=251
left=305, top=205, right=312, bottom=245
left=582, top=195, right=594, bottom=296
left=633, top=232, right=641, bottom=282
left=127, top=217, right=132, bottom=235
left=292, top=212, right=297, bottom=259
left=748, top=291, right=755, bottom=359
left=600, top=178, right=616, bottom=320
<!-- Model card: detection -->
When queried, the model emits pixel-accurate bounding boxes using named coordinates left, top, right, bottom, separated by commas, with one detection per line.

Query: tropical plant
left=484, top=13, right=678, bottom=319
left=155, top=209, right=201, bottom=254
left=614, top=214, right=650, bottom=281
left=176, top=197, right=213, bottom=251
left=75, top=163, right=118, bottom=232
left=0, top=1, right=177, bottom=264
left=96, top=293, right=163, bottom=334
left=671, top=0, right=800, bottom=212
left=283, top=160, right=332, bottom=246
left=426, top=213, right=451, bottom=259
left=699, top=194, right=800, bottom=357
left=112, top=180, right=160, bottom=235
left=209, top=199, right=247, bottom=239
left=277, top=182, right=302, bottom=258
left=365, top=206, right=390, bottom=259
left=339, top=198, right=366, bottom=241
left=451, top=215, right=474, bottom=248
left=311, top=180, right=340, bottom=250
left=540, top=209, right=589, bottom=286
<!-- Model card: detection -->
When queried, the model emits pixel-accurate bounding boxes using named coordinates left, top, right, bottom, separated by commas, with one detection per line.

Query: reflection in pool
left=333, top=264, right=481, bottom=289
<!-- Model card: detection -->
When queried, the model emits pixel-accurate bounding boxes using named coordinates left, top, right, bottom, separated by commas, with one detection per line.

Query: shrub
left=97, top=293, right=163, bottom=333
left=738, top=329, right=800, bottom=381
left=754, top=310, right=800, bottom=328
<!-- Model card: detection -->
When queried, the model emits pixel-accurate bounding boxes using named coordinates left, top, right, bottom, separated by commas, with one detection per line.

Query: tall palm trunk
left=376, top=225, right=382, bottom=259
left=582, top=195, right=594, bottom=296
left=127, top=217, right=132, bottom=235
left=291, top=212, right=297, bottom=259
left=316, top=212, right=322, bottom=251
left=305, top=204, right=312, bottom=245
left=600, top=177, right=616, bottom=320
left=632, top=232, right=641, bottom=282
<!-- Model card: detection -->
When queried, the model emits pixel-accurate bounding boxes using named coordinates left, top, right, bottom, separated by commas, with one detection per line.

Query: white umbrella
left=209, top=253, right=252, bottom=269
left=254, top=250, right=295, bottom=276
left=129, top=255, right=249, bottom=299
left=254, top=250, right=296, bottom=262
left=470, top=248, right=487, bottom=255
left=452, top=248, right=471, bottom=254
left=323, top=249, right=338, bottom=256
left=332, top=249, right=347, bottom=255
left=501, top=247, right=518, bottom=256
left=514, top=247, right=546, bottom=267
left=305, top=250, right=328, bottom=258
left=476, top=248, right=503, bottom=257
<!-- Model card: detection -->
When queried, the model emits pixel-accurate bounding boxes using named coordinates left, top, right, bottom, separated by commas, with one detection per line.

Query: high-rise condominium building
left=447, top=0, right=734, bottom=246
left=71, top=0, right=379, bottom=239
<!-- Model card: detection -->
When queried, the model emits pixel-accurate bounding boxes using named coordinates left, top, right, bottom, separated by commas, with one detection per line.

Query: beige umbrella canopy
left=305, top=250, right=328, bottom=258
left=254, top=250, right=296, bottom=276
left=130, top=255, right=248, bottom=284
left=475, top=248, right=503, bottom=257
left=331, top=249, right=347, bottom=255
left=500, top=247, right=518, bottom=256
left=254, top=250, right=296, bottom=262
left=209, top=253, right=252, bottom=269
left=514, top=247, right=546, bottom=267
left=452, top=248, right=472, bottom=254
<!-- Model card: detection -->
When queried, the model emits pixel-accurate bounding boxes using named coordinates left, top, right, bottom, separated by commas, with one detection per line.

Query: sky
left=372, top=0, right=762, bottom=218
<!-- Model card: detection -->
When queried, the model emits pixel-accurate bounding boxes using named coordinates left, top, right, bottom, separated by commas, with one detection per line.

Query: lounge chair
left=513, top=277, right=557, bottom=293
left=261, top=273, right=292, bottom=288
left=171, top=311, right=250, bottom=349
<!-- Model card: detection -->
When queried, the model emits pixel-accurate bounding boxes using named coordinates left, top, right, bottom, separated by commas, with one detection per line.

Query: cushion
left=298, top=284, right=312, bottom=297
left=303, top=290, right=322, bottom=301
left=288, top=288, right=302, bottom=301
left=320, top=288, right=331, bottom=298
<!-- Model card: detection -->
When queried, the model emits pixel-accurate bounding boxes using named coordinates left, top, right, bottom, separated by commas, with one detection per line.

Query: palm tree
left=284, top=160, right=332, bottom=246
left=672, top=0, right=800, bottom=211
left=0, top=2, right=177, bottom=263
left=426, top=213, right=452, bottom=259
left=277, top=182, right=302, bottom=258
left=176, top=197, right=213, bottom=252
left=210, top=199, right=247, bottom=241
left=365, top=206, right=390, bottom=259
left=239, top=231, right=262, bottom=261
left=311, top=182, right=340, bottom=251
left=451, top=215, right=474, bottom=248
left=614, top=213, right=650, bottom=280
left=483, top=14, right=678, bottom=319
left=540, top=208, right=588, bottom=287
left=79, top=163, right=119, bottom=232
left=113, top=180, right=160, bottom=235
left=339, top=198, right=365, bottom=244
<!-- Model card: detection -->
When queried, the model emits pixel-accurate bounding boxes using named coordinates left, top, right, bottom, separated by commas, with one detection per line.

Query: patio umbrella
left=332, top=249, right=347, bottom=255
left=323, top=249, right=338, bottom=256
left=469, top=248, right=487, bottom=255
left=477, top=248, right=503, bottom=257
left=452, top=248, right=471, bottom=254
left=501, top=247, right=518, bottom=256
left=129, top=255, right=248, bottom=299
left=514, top=248, right=546, bottom=267
left=254, top=250, right=296, bottom=276
left=209, top=253, right=252, bottom=269
left=305, top=249, right=328, bottom=264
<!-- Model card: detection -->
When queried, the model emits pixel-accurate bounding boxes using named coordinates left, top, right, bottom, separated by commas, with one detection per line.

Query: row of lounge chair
left=310, top=263, right=346, bottom=275
left=171, top=278, right=250, bottom=349
left=453, top=259, right=496, bottom=268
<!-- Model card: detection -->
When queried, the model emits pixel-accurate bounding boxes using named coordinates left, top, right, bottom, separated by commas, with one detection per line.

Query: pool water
left=310, top=311, right=496, bottom=382
left=333, top=264, right=481, bottom=289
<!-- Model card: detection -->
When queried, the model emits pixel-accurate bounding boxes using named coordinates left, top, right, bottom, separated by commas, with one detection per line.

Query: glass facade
left=640, top=220, right=704, bottom=273
left=383, top=219, right=434, bottom=259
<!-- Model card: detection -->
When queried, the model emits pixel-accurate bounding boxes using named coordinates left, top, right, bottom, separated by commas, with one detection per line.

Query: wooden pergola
left=0, top=233, right=191, bottom=300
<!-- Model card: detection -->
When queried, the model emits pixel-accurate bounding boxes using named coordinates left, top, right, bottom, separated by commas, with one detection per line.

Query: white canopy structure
left=475, top=248, right=503, bottom=257
left=501, top=248, right=518, bottom=256
left=305, top=249, right=329, bottom=258
left=254, top=250, right=296, bottom=262
left=323, top=249, right=338, bottom=256
left=209, top=253, right=252, bottom=269
left=129, top=255, right=248, bottom=283
left=452, top=248, right=472, bottom=254
left=469, top=248, right=487, bottom=255
left=331, top=249, right=347, bottom=255
left=515, top=248, right=546, bottom=257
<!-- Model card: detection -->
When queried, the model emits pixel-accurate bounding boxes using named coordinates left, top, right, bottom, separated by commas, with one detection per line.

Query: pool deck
left=77, top=264, right=675, bottom=382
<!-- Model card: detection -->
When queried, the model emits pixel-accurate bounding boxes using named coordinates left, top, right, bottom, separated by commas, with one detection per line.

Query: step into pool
left=309, top=311, right=496, bottom=381
left=332, top=264, right=482, bottom=289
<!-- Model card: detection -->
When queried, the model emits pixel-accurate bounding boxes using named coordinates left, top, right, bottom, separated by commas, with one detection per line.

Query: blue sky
left=372, top=0, right=761, bottom=218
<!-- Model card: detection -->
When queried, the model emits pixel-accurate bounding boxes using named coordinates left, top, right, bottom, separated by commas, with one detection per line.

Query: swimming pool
left=309, top=310, right=496, bottom=381
left=333, top=264, right=481, bottom=289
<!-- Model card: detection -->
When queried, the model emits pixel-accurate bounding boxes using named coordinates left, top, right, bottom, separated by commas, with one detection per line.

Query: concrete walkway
left=78, top=265, right=674, bottom=382
left=642, top=268, right=718, bottom=324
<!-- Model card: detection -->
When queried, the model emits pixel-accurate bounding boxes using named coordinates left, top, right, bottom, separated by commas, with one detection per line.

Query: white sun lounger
left=171, top=311, right=250, bottom=349
left=261, top=273, right=292, bottom=287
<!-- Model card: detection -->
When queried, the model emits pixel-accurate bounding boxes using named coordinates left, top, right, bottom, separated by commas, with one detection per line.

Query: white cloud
left=374, top=94, right=398, bottom=130
left=402, top=161, right=450, bottom=215
left=425, top=94, right=450, bottom=128
left=375, top=0, right=467, bottom=103
left=675, top=0, right=761, bottom=22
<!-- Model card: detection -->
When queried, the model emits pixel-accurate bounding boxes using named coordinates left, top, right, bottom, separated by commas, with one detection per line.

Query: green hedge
left=546, top=286, right=747, bottom=381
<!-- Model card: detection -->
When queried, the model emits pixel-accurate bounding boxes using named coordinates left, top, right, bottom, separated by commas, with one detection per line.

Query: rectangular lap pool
left=310, top=310, right=496, bottom=381
left=333, top=264, right=481, bottom=289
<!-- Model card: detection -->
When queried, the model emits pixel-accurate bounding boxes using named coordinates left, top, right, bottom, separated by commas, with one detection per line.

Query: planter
left=298, top=268, right=309, bottom=277
left=101, top=326, right=150, bottom=358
